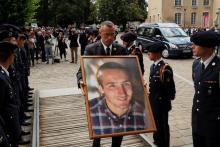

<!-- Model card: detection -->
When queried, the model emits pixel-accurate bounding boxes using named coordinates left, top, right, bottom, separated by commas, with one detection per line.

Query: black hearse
left=136, top=23, right=192, bottom=58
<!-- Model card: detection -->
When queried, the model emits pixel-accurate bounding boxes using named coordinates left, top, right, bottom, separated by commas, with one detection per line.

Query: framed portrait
left=81, top=56, right=156, bottom=139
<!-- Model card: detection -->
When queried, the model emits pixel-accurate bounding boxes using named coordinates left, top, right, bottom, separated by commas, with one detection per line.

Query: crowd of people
left=5, top=25, right=100, bottom=66
left=184, top=26, right=220, bottom=36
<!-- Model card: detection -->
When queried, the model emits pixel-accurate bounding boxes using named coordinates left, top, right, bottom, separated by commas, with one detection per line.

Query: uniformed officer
left=0, top=24, right=31, bottom=145
left=120, top=31, right=145, bottom=74
left=191, top=30, right=220, bottom=147
left=147, top=42, right=176, bottom=147
left=0, top=41, right=19, bottom=147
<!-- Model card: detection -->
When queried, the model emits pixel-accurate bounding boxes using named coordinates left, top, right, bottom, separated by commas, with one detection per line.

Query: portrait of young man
left=77, top=21, right=155, bottom=147
left=88, top=61, right=150, bottom=135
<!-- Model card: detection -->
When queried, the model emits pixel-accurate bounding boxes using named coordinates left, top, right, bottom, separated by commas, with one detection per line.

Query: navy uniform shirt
left=149, top=59, right=175, bottom=113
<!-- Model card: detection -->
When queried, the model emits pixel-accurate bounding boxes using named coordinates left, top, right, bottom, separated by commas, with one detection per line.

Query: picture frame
left=81, top=56, right=156, bottom=139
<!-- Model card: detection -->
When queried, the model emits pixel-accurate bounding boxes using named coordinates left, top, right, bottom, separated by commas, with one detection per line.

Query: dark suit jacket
left=76, top=40, right=127, bottom=87
left=192, top=56, right=220, bottom=138
left=149, top=60, right=176, bottom=113
left=79, top=32, right=88, bottom=47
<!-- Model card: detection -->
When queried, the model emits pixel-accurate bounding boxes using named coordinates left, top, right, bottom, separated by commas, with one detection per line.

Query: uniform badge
left=212, top=62, right=216, bottom=66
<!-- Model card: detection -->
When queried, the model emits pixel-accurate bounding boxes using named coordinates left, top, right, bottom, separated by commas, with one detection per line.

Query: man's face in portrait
left=98, top=69, right=133, bottom=116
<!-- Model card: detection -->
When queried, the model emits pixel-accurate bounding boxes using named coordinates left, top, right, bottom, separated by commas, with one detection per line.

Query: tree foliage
left=0, top=0, right=27, bottom=26
left=0, top=0, right=147, bottom=27
left=93, top=0, right=147, bottom=29
left=36, top=0, right=90, bottom=27
left=0, top=0, right=38, bottom=26
left=26, top=0, right=39, bottom=24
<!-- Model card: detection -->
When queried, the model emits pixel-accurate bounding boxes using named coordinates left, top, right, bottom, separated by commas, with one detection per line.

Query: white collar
left=0, top=65, right=9, bottom=77
left=201, top=53, right=215, bottom=69
left=101, top=40, right=112, bottom=55
left=154, top=58, right=163, bottom=66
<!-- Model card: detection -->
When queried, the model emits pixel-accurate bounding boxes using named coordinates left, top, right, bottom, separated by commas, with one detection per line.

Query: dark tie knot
left=201, top=63, right=205, bottom=71
left=106, top=47, right=110, bottom=55
left=153, top=64, right=156, bottom=69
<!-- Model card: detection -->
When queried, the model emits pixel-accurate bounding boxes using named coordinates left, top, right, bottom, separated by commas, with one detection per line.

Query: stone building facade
left=148, top=0, right=220, bottom=28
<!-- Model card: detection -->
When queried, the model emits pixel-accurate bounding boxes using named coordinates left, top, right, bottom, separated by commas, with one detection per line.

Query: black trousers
left=153, top=111, right=170, bottom=147
left=80, top=45, right=86, bottom=55
left=193, top=133, right=220, bottom=147
left=93, top=136, right=123, bottom=147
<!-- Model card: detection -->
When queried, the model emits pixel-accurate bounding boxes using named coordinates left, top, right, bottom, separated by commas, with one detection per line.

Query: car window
left=154, top=28, right=162, bottom=36
left=160, top=27, right=188, bottom=37
left=143, top=28, right=154, bottom=37
left=137, top=27, right=145, bottom=35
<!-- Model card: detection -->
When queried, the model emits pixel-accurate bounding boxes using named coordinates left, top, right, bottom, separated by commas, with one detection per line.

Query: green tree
left=87, top=2, right=98, bottom=24
left=26, top=0, right=39, bottom=24
left=0, top=0, right=30, bottom=26
left=93, top=0, right=147, bottom=31
left=36, top=0, right=90, bottom=27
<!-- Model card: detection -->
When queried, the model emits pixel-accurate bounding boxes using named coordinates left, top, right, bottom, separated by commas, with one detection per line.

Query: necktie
left=106, top=47, right=110, bottom=55
left=153, top=64, right=156, bottom=69
left=201, top=63, right=205, bottom=72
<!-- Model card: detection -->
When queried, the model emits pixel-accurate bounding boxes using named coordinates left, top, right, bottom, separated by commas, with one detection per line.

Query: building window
left=175, top=0, right=181, bottom=6
left=175, top=13, right=181, bottom=24
left=203, top=0, right=209, bottom=5
left=203, top=12, right=209, bottom=27
left=191, top=13, right=196, bottom=24
left=192, top=0, right=196, bottom=6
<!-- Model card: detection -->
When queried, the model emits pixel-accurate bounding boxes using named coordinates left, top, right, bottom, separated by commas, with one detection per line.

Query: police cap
left=0, top=24, right=22, bottom=33
left=148, top=42, right=166, bottom=53
left=92, top=28, right=99, bottom=36
left=190, top=31, right=220, bottom=48
left=120, top=32, right=137, bottom=43
left=0, top=24, right=22, bottom=41
left=0, top=41, right=18, bottom=53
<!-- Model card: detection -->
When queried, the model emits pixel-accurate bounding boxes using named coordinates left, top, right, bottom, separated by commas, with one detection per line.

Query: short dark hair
left=100, top=21, right=115, bottom=31
left=96, top=62, right=130, bottom=86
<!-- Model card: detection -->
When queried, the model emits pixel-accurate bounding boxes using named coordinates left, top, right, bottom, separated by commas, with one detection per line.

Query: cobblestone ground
left=29, top=37, right=195, bottom=147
